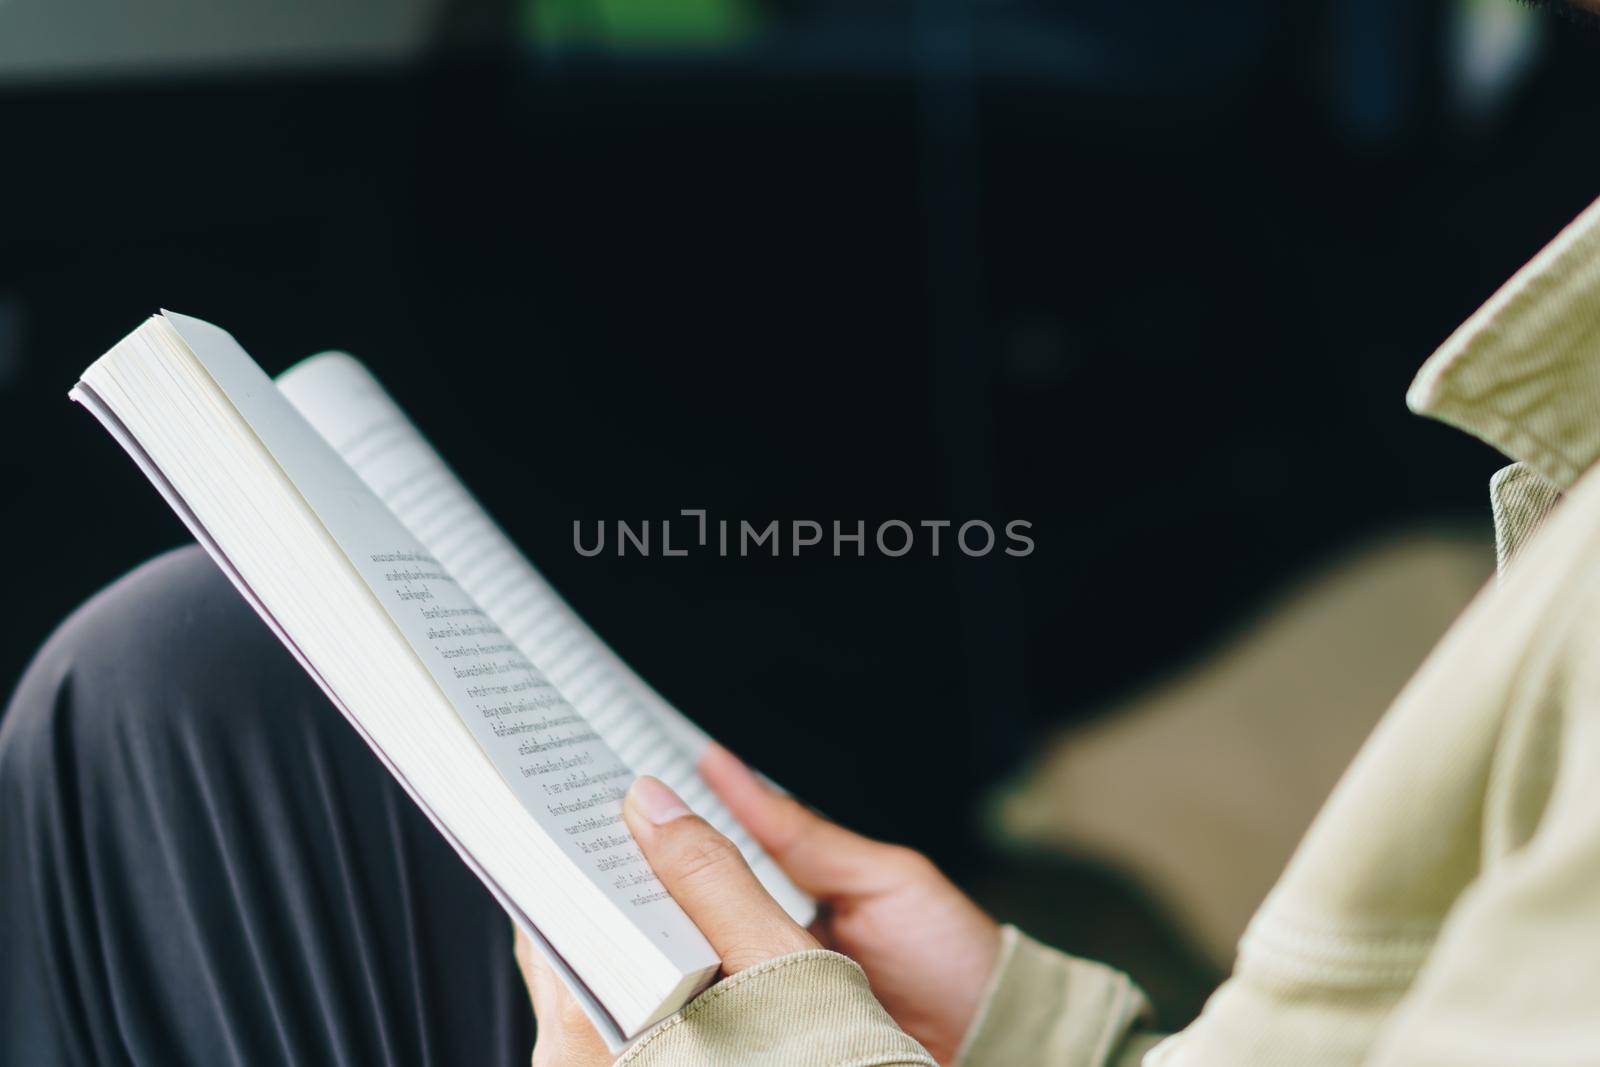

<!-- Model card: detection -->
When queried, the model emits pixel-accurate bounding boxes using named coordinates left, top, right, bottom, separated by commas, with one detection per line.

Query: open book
left=71, top=312, right=813, bottom=1048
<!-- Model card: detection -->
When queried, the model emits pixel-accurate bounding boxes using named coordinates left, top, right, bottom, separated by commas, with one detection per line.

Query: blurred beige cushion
left=988, top=530, right=1492, bottom=965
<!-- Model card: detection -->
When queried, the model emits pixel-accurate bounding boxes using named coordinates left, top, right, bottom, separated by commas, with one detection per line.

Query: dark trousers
left=0, top=546, right=535, bottom=1066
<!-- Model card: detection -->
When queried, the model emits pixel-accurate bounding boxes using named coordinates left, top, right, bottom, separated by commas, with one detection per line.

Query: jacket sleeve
left=618, top=950, right=937, bottom=1067
left=620, top=928, right=1154, bottom=1067
left=1356, top=595, right=1600, bottom=1067
left=955, top=926, right=1155, bottom=1067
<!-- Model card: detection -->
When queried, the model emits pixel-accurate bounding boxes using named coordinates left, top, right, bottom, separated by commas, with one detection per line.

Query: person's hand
left=516, top=926, right=614, bottom=1067
left=517, top=774, right=820, bottom=1066
left=701, top=745, right=1000, bottom=1065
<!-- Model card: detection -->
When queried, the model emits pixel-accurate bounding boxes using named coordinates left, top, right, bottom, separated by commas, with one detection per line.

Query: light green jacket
left=626, top=193, right=1600, bottom=1067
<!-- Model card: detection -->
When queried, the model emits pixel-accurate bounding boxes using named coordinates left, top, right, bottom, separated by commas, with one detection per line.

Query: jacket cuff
left=619, top=949, right=937, bottom=1067
left=955, top=926, right=1152, bottom=1067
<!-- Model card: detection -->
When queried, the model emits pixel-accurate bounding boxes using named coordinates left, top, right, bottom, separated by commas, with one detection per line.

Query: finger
left=699, top=743, right=910, bottom=896
left=516, top=926, right=614, bottom=1066
left=623, top=775, right=818, bottom=973
left=514, top=923, right=542, bottom=1000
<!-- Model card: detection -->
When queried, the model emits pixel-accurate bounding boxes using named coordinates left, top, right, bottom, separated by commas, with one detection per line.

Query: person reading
left=12, top=189, right=1600, bottom=1067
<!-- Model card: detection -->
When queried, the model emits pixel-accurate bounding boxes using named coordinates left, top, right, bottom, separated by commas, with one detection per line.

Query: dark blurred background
left=3, top=0, right=1598, bottom=1025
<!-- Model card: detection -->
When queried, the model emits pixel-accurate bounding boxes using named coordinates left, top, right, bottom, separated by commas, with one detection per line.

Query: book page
left=278, top=353, right=814, bottom=924
left=156, top=313, right=719, bottom=966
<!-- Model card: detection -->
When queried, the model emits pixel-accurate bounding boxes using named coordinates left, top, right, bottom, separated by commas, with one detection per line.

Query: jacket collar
left=1408, top=195, right=1600, bottom=492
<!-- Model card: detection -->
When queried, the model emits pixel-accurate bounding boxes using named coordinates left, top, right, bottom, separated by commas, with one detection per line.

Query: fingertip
left=699, top=741, right=746, bottom=780
left=700, top=742, right=770, bottom=801
left=626, top=775, right=693, bottom=826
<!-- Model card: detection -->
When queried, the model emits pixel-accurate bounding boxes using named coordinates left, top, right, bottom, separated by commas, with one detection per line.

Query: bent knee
left=1, top=545, right=325, bottom=771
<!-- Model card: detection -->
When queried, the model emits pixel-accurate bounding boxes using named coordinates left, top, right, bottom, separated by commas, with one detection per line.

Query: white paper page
left=277, top=352, right=814, bottom=924
left=158, top=313, right=719, bottom=972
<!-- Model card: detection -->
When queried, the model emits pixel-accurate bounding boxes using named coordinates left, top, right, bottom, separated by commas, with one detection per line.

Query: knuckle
left=718, top=944, right=773, bottom=973
left=765, top=798, right=812, bottom=853
left=669, top=824, right=743, bottom=882
left=773, top=792, right=811, bottom=826
left=720, top=921, right=816, bottom=973
left=559, top=991, right=592, bottom=1029
left=883, top=844, right=936, bottom=878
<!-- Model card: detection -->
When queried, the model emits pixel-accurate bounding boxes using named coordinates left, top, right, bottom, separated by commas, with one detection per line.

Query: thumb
left=623, top=775, right=818, bottom=973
